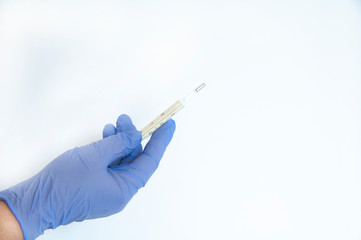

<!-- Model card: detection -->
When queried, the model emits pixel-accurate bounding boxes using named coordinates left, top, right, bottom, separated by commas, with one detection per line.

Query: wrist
left=0, top=200, right=24, bottom=240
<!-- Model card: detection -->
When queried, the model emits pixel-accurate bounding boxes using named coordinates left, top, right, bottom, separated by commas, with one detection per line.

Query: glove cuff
left=0, top=189, right=33, bottom=239
left=0, top=174, right=53, bottom=240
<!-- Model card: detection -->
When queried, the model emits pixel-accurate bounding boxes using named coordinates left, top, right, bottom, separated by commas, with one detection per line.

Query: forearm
left=0, top=201, right=24, bottom=240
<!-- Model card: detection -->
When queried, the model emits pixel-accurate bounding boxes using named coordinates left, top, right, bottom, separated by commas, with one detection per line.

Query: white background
left=1, top=1, right=361, bottom=239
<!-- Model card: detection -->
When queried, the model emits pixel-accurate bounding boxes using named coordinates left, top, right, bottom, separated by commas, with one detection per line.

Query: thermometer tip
left=195, top=83, right=206, bottom=92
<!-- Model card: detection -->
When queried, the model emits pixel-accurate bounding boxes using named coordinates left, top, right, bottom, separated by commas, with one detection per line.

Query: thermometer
left=140, top=83, right=206, bottom=140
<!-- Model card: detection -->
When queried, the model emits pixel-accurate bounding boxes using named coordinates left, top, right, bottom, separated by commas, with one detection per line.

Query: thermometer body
left=140, top=83, right=205, bottom=140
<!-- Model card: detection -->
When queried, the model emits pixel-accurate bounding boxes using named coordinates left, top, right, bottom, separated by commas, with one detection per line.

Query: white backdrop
left=1, top=1, right=361, bottom=239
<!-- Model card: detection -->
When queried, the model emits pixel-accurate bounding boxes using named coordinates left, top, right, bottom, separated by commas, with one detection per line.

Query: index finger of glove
left=116, top=114, right=137, bottom=133
left=103, top=114, right=136, bottom=139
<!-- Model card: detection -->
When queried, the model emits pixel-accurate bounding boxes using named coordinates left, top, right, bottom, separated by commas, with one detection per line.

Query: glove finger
left=116, top=114, right=137, bottom=133
left=119, top=144, right=143, bottom=165
left=98, top=129, right=142, bottom=167
left=103, top=124, right=117, bottom=138
left=109, top=114, right=140, bottom=165
left=120, top=119, right=175, bottom=187
left=109, top=144, right=143, bottom=167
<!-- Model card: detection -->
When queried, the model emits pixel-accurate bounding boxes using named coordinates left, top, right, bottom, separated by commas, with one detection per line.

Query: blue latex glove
left=0, top=114, right=175, bottom=240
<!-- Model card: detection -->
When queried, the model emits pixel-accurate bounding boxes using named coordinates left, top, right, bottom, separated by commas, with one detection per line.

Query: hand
left=0, top=114, right=176, bottom=240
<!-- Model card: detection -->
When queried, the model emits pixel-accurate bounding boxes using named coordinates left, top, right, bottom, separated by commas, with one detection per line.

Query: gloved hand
left=0, top=114, right=175, bottom=240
